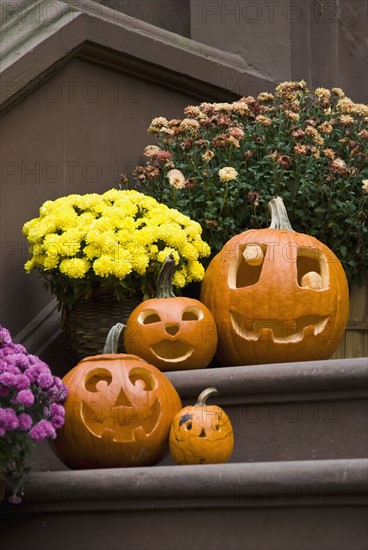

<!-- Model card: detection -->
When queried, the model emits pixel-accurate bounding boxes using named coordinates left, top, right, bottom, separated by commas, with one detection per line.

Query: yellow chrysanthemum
left=172, top=268, right=187, bottom=288
left=59, top=258, right=90, bottom=278
left=23, top=189, right=211, bottom=306
left=43, top=255, right=60, bottom=270
left=157, top=248, right=180, bottom=265
left=92, top=255, right=116, bottom=278
left=187, top=261, right=205, bottom=281
left=180, top=243, right=199, bottom=261
left=130, top=252, right=150, bottom=275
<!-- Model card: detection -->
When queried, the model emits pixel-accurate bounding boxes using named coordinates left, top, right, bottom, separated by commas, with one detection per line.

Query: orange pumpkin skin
left=52, top=352, right=182, bottom=469
left=124, top=297, right=217, bottom=371
left=200, top=198, right=349, bottom=366
left=124, top=254, right=218, bottom=371
left=169, top=388, right=234, bottom=465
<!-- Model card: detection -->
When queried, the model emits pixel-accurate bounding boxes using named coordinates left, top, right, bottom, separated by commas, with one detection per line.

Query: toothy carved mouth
left=82, top=399, right=161, bottom=442
left=151, top=340, right=194, bottom=361
left=230, top=312, right=330, bottom=343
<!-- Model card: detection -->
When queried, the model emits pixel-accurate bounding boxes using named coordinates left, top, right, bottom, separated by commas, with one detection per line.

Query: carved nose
left=165, top=324, right=180, bottom=336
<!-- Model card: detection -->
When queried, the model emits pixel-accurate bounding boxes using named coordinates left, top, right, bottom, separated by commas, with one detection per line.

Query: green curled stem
left=195, top=387, right=219, bottom=406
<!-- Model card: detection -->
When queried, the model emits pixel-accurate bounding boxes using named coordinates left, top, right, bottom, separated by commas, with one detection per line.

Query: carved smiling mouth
left=82, top=400, right=161, bottom=442
left=230, top=312, right=330, bottom=343
left=151, top=340, right=194, bottom=361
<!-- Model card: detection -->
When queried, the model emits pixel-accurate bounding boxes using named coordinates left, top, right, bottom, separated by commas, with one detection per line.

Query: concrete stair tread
left=6, top=458, right=368, bottom=509
left=2, top=357, right=368, bottom=549
left=1, top=459, right=367, bottom=550
left=27, top=357, right=368, bottom=472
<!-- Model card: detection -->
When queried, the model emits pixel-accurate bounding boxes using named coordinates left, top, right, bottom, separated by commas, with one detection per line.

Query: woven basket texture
left=64, top=289, right=142, bottom=361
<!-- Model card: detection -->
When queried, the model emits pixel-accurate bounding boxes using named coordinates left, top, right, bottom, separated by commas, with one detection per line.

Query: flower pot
left=63, top=288, right=142, bottom=361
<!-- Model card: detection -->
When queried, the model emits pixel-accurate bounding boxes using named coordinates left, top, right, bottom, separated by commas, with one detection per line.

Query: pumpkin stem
left=103, top=323, right=125, bottom=354
left=268, top=196, right=294, bottom=231
left=156, top=254, right=176, bottom=298
left=195, top=387, right=219, bottom=406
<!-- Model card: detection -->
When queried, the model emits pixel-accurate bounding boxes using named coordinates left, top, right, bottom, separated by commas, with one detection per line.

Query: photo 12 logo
left=201, top=1, right=339, bottom=24
left=0, top=1, right=141, bottom=25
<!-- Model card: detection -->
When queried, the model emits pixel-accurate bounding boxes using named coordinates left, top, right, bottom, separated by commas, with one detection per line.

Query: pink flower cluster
left=0, top=325, right=67, bottom=503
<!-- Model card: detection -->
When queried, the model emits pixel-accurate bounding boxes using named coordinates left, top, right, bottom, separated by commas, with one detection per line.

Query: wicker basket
left=63, top=289, right=142, bottom=361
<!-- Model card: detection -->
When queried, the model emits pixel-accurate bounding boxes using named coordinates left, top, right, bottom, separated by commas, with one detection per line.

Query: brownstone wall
left=190, top=0, right=368, bottom=103
left=1, top=58, right=199, bottom=336
left=0, top=0, right=367, bottom=353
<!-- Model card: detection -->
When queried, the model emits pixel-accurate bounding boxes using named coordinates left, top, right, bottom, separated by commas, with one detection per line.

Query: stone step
left=28, top=356, right=368, bottom=472
left=1, top=459, right=367, bottom=550
left=164, top=357, right=368, bottom=464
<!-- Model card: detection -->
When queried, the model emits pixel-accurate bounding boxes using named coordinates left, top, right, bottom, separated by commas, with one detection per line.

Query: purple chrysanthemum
left=14, top=389, right=34, bottom=407
left=49, top=403, right=65, bottom=417
left=38, top=372, right=54, bottom=390
left=29, top=419, right=56, bottom=441
left=0, top=324, right=67, bottom=504
left=18, top=413, right=33, bottom=431
left=0, top=372, right=17, bottom=387
left=0, top=408, right=19, bottom=430
left=0, top=327, right=12, bottom=346
left=14, top=374, right=30, bottom=391
left=50, top=415, right=65, bottom=429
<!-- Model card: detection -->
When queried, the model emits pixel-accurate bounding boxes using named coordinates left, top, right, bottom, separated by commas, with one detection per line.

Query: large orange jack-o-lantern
left=169, top=387, right=234, bottom=465
left=52, top=324, right=182, bottom=468
left=124, top=254, right=218, bottom=371
left=200, top=197, right=349, bottom=365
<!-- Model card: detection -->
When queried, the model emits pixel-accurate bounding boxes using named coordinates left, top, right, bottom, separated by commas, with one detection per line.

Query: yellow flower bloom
left=218, top=167, right=238, bottom=182
left=314, top=87, right=331, bottom=100
left=157, top=248, right=180, bottom=264
left=187, top=260, right=205, bottom=281
left=59, top=258, right=90, bottom=278
left=257, top=92, right=274, bottom=102
left=92, top=255, right=115, bottom=278
left=167, top=169, right=186, bottom=189
left=22, top=188, right=224, bottom=307
left=256, top=115, right=272, bottom=126
left=172, top=268, right=187, bottom=288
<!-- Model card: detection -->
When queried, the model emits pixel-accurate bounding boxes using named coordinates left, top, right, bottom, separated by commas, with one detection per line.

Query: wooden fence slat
left=331, top=284, right=368, bottom=359
left=349, top=285, right=368, bottom=322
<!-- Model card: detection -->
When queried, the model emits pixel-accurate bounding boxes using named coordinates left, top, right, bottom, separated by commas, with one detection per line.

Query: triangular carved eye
left=229, top=244, right=267, bottom=289
left=138, top=310, right=161, bottom=324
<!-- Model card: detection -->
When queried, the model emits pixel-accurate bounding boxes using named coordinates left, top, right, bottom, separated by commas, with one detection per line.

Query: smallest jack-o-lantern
left=124, top=254, right=218, bottom=371
left=169, top=387, right=234, bottom=465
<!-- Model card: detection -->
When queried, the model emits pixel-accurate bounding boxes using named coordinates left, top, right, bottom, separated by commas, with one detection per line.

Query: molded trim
left=0, top=0, right=274, bottom=113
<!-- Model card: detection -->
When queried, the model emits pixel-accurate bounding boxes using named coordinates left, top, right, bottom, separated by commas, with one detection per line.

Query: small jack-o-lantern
left=124, top=254, right=218, bottom=371
left=200, top=196, right=349, bottom=365
left=52, top=324, right=182, bottom=468
left=169, top=387, right=234, bottom=464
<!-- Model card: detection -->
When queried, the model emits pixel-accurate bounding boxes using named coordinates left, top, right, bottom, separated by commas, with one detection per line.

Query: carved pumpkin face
left=52, top=353, right=182, bottom=468
left=200, top=197, right=349, bottom=365
left=124, top=297, right=218, bottom=371
left=169, top=388, right=234, bottom=465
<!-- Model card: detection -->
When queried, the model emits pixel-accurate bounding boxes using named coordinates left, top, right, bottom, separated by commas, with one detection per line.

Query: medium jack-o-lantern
left=52, top=324, right=182, bottom=468
left=169, top=387, right=234, bottom=464
left=200, top=197, right=349, bottom=365
left=124, top=254, right=218, bottom=371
